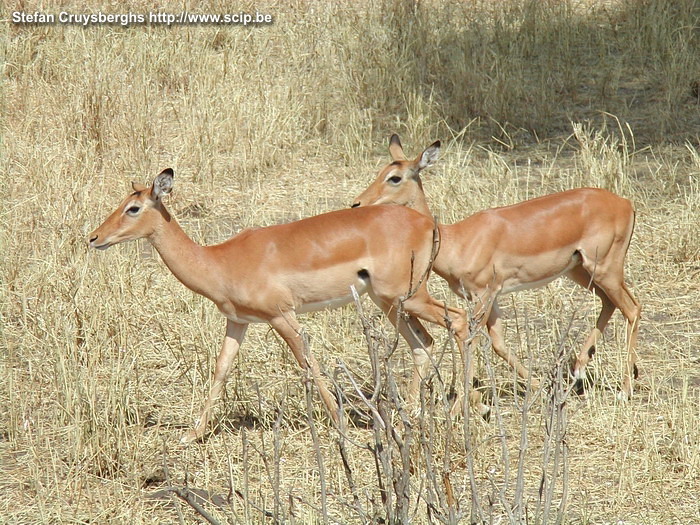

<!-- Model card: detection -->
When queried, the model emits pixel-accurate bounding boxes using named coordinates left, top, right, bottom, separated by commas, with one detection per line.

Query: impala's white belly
left=222, top=312, right=268, bottom=324
left=500, top=250, right=581, bottom=295
left=502, top=273, right=566, bottom=294
left=219, top=272, right=371, bottom=323
left=297, top=278, right=370, bottom=314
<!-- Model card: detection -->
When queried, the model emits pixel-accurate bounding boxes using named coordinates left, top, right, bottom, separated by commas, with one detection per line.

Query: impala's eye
left=126, top=206, right=141, bottom=215
left=388, top=175, right=402, bottom=185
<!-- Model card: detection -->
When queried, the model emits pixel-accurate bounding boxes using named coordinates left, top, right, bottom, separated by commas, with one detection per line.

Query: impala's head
left=351, top=134, right=439, bottom=217
left=88, top=168, right=174, bottom=250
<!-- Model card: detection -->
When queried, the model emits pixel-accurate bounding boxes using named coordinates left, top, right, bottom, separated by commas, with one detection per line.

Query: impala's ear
left=389, top=134, right=406, bottom=161
left=152, top=168, right=174, bottom=200
left=131, top=182, right=148, bottom=192
left=416, top=140, right=441, bottom=171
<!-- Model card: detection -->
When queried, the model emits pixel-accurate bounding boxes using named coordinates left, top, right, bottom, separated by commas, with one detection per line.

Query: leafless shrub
left=3, top=0, right=700, bottom=522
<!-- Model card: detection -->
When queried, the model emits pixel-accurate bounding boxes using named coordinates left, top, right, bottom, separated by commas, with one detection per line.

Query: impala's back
left=206, top=205, right=438, bottom=317
left=439, top=188, right=635, bottom=295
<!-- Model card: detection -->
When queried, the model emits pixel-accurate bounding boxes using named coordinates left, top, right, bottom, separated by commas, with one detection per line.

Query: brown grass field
left=2, top=1, right=700, bottom=523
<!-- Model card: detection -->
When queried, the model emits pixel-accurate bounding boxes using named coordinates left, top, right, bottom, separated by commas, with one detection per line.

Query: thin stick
left=166, top=487, right=222, bottom=525
left=303, top=330, right=329, bottom=524
left=333, top=377, right=369, bottom=521
left=162, top=442, right=186, bottom=525
left=241, top=427, right=251, bottom=523
left=272, top=395, right=287, bottom=521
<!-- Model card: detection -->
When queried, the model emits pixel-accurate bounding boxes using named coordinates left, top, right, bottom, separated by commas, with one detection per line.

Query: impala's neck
left=411, top=178, right=433, bottom=218
left=412, top=198, right=433, bottom=218
left=147, top=206, right=220, bottom=299
left=405, top=183, right=460, bottom=281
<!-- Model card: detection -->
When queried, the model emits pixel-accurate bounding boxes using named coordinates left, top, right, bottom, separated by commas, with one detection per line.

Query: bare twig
left=512, top=306, right=537, bottom=522
left=302, top=330, right=329, bottom=524
left=163, top=487, right=222, bottom=525
left=537, top=313, right=577, bottom=525
left=272, top=395, right=287, bottom=521
left=337, top=357, right=385, bottom=429
left=332, top=376, right=369, bottom=521
left=403, top=215, right=441, bottom=301
left=241, top=428, right=250, bottom=523
left=463, top=312, right=487, bottom=524
left=482, top=337, right=516, bottom=524
left=161, top=442, right=186, bottom=525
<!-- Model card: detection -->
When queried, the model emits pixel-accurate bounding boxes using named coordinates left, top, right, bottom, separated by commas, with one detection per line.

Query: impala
left=352, top=135, right=642, bottom=398
left=89, top=168, right=472, bottom=443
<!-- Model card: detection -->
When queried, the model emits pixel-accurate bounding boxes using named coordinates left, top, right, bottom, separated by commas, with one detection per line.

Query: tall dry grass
left=2, top=0, right=699, bottom=522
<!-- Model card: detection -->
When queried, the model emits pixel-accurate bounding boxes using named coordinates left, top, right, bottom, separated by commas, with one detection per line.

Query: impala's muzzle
left=88, top=233, right=110, bottom=250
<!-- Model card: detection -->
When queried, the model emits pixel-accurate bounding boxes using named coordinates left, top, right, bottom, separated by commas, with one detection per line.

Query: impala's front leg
left=487, top=303, right=540, bottom=389
left=450, top=295, right=492, bottom=418
left=182, top=320, right=248, bottom=444
left=401, top=316, right=434, bottom=404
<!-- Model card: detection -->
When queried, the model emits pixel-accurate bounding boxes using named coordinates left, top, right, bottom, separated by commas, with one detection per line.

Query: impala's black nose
left=351, top=202, right=360, bottom=208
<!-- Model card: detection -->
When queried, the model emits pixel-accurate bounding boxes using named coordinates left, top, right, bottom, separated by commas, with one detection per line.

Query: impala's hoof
left=180, top=428, right=203, bottom=445
left=448, top=396, right=491, bottom=422
left=528, top=377, right=542, bottom=391
left=616, top=390, right=632, bottom=402
left=571, top=362, right=589, bottom=396
left=479, top=403, right=491, bottom=423
left=573, top=379, right=586, bottom=397
left=449, top=396, right=465, bottom=418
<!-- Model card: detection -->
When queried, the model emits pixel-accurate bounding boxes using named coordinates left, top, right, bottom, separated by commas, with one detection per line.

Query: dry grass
left=2, top=0, right=700, bottom=523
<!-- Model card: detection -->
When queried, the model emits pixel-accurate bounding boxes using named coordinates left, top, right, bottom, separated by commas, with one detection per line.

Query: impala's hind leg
left=567, top=266, right=616, bottom=385
left=403, top=288, right=489, bottom=417
left=368, top=292, right=435, bottom=404
left=618, top=282, right=641, bottom=397
left=270, top=313, right=340, bottom=423
left=371, top=286, right=487, bottom=415
left=594, top=280, right=641, bottom=398
left=572, top=261, right=641, bottom=398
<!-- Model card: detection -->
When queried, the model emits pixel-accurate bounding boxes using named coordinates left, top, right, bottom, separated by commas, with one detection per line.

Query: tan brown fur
left=90, top=168, right=469, bottom=442
left=353, top=135, right=642, bottom=398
